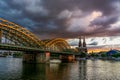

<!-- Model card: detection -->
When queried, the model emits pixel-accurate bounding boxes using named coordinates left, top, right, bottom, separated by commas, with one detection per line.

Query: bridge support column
left=45, top=52, right=50, bottom=62
left=60, top=54, right=75, bottom=62
left=23, top=52, right=47, bottom=63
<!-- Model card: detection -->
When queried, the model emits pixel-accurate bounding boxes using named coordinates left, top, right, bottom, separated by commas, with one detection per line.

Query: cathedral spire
left=78, top=36, right=82, bottom=47
left=83, top=36, right=86, bottom=47
left=77, top=36, right=87, bottom=53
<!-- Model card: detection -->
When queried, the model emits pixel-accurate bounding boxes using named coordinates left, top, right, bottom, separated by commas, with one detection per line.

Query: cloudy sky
left=0, top=0, right=120, bottom=47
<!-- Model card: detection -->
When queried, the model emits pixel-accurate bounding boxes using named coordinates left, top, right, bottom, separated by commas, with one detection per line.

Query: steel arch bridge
left=0, top=18, right=71, bottom=52
left=43, top=38, right=70, bottom=52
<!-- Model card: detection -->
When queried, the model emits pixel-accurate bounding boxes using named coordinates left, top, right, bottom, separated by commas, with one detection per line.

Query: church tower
left=77, top=36, right=87, bottom=53
left=83, top=36, right=86, bottom=47
left=78, top=36, right=82, bottom=47
left=82, top=36, right=87, bottom=53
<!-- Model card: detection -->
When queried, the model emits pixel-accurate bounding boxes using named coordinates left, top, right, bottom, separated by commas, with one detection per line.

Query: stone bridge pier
left=23, top=51, right=75, bottom=63
left=59, top=54, right=75, bottom=62
left=23, top=51, right=50, bottom=63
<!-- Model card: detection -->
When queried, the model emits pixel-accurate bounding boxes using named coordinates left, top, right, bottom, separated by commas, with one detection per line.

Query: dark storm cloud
left=45, top=0, right=115, bottom=15
left=0, top=0, right=120, bottom=39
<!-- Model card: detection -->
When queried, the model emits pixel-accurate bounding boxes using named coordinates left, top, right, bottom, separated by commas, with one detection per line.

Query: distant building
left=76, top=36, right=87, bottom=53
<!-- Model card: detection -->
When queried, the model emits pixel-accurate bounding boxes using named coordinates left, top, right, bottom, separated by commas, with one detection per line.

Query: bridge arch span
left=44, top=38, right=71, bottom=51
left=0, top=18, right=44, bottom=48
left=0, top=18, right=71, bottom=52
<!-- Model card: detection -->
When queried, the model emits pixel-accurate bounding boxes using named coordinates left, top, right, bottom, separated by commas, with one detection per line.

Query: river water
left=0, top=58, right=120, bottom=80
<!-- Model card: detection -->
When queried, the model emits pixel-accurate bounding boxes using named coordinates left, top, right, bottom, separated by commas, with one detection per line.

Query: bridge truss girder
left=0, top=18, right=71, bottom=52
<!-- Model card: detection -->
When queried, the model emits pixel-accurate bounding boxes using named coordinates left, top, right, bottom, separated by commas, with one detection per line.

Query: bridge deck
left=0, top=44, right=76, bottom=55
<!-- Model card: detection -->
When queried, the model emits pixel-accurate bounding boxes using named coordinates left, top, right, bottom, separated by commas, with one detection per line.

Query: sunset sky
left=0, top=0, right=120, bottom=48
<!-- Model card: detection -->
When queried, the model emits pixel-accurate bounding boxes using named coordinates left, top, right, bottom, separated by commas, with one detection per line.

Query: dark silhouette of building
left=77, top=36, right=87, bottom=53
left=78, top=36, right=82, bottom=47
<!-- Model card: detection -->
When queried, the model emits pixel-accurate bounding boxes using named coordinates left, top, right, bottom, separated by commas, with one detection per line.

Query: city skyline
left=1, top=1, right=120, bottom=80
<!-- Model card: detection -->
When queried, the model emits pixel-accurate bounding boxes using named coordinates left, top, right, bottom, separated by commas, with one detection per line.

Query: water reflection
left=46, top=63, right=71, bottom=80
left=22, top=63, right=46, bottom=80
left=1, top=58, right=120, bottom=80
left=21, top=63, right=71, bottom=80
left=0, top=58, right=22, bottom=80
left=79, top=60, right=87, bottom=80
